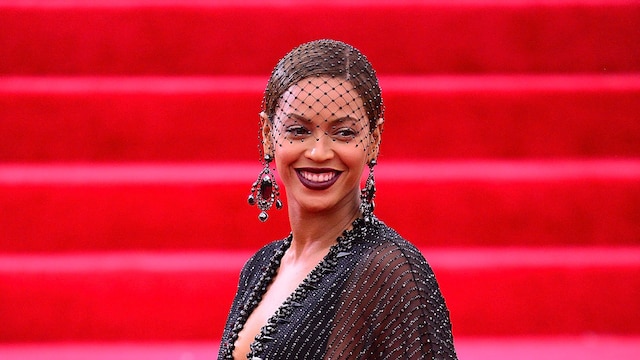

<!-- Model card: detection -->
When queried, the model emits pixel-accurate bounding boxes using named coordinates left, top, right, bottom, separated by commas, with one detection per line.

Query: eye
left=285, top=125, right=311, bottom=139
left=334, top=127, right=358, bottom=141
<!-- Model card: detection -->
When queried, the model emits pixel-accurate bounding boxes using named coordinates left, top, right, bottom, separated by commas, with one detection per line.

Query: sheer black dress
left=218, top=216, right=458, bottom=359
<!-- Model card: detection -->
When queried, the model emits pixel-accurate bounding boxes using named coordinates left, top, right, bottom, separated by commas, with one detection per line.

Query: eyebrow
left=285, top=113, right=311, bottom=123
left=285, top=113, right=360, bottom=125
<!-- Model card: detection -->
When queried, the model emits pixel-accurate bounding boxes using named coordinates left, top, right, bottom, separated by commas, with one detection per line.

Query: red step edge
left=2, top=160, right=639, bottom=185
left=2, top=247, right=639, bottom=272
left=0, top=0, right=636, bottom=9
left=2, top=75, right=640, bottom=94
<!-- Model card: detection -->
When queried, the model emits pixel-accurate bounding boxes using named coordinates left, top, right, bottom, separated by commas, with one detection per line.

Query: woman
left=219, top=39, right=457, bottom=359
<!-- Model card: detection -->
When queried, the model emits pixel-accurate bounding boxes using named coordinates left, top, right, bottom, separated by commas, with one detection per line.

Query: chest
left=232, top=263, right=320, bottom=359
left=220, top=233, right=375, bottom=360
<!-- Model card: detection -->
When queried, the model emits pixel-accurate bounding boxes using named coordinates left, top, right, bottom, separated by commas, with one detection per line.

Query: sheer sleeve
left=325, top=237, right=457, bottom=360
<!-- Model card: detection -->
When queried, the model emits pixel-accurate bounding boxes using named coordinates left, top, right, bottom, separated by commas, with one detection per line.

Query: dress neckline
left=221, top=216, right=371, bottom=359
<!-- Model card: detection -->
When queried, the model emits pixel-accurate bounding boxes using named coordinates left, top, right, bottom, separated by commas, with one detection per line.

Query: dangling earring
left=360, top=159, right=377, bottom=223
left=248, top=154, right=283, bottom=222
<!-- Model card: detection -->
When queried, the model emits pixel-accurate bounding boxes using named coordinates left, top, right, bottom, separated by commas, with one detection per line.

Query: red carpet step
left=1, top=161, right=639, bottom=252
left=1, top=336, right=640, bottom=360
left=1, top=0, right=639, bottom=75
left=2, top=75, right=639, bottom=162
left=1, top=248, right=638, bottom=342
left=2, top=0, right=638, bottom=355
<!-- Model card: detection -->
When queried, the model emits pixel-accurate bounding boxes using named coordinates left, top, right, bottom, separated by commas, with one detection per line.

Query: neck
left=285, top=201, right=361, bottom=263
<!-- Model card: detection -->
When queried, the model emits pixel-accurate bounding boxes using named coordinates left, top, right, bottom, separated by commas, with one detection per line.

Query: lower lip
left=296, top=170, right=341, bottom=190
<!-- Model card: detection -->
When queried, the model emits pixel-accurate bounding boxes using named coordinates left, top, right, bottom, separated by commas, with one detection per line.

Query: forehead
left=276, top=76, right=366, bottom=121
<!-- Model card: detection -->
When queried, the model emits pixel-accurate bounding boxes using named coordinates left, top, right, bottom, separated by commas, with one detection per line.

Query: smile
left=296, top=168, right=341, bottom=190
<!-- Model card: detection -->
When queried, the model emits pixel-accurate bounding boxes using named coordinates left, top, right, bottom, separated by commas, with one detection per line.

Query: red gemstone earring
left=248, top=154, right=283, bottom=222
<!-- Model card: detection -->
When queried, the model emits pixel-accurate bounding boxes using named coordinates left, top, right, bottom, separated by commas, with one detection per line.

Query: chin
left=299, top=200, right=335, bottom=214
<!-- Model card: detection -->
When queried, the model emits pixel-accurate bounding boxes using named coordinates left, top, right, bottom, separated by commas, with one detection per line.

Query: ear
left=368, top=117, right=384, bottom=163
left=260, top=111, right=274, bottom=158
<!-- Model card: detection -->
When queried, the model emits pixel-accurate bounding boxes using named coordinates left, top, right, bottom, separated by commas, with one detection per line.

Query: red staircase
left=1, top=1, right=639, bottom=359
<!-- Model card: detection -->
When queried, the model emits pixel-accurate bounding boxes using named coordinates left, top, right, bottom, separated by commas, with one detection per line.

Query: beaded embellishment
left=220, top=217, right=365, bottom=359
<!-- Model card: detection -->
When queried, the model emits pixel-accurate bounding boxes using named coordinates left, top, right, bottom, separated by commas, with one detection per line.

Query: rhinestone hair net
left=260, top=39, right=384, bottom=159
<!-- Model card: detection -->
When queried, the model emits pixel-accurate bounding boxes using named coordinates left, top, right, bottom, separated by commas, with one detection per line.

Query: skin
left=233, top=76, right=383, bottom=359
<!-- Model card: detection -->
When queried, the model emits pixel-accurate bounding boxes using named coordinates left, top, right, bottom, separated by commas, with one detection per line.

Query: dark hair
left=262, top=39, right=384, bottom=132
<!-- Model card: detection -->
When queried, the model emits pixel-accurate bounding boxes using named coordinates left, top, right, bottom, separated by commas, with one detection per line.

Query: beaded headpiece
left=262, top=39, right=384, bottom=145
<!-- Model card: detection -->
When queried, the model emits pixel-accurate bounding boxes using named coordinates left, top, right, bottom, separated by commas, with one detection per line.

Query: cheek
left=273, top=142, right=302, bottom=175
left=336, top=145, right=368, bottom=173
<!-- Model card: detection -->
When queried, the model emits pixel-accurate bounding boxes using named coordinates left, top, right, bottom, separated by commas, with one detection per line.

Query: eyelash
left=285, top=125, right=311, bottom=138
left=335, top=128, right=357, bottom=139
left=283, top=125, right=359, bottom=141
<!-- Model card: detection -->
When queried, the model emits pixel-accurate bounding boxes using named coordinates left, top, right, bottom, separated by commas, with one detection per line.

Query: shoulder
left=365, top=219, right=433, bottom=272
left=354, top=219, right=443, bottom=296
left=357, top=218, right=452, bottom=314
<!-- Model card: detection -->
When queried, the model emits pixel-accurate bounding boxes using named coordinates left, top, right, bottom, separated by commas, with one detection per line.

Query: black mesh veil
left=263, top=39, right=383, bottom=134
left=260, top=39, right=384, bottom=162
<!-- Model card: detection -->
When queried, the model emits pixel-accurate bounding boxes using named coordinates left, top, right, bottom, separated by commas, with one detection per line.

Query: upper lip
left=296, top=168, right=342, bottom=189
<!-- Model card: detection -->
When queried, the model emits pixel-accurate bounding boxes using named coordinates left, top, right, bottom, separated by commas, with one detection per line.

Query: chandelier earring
left=360, top=159, right=377, bottom=223
left=248, top=153, right=283, bottom=222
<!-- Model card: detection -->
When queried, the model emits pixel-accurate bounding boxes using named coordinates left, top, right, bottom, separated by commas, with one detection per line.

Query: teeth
left=300, top=171, right=336, bottom=183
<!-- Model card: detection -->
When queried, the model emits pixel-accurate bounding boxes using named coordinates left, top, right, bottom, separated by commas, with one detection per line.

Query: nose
left=305, top=135, right=334, bottom=162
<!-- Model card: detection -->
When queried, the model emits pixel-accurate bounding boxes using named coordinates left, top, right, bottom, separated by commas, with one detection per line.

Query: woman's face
left=265, top=76, right=380, bottom=215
